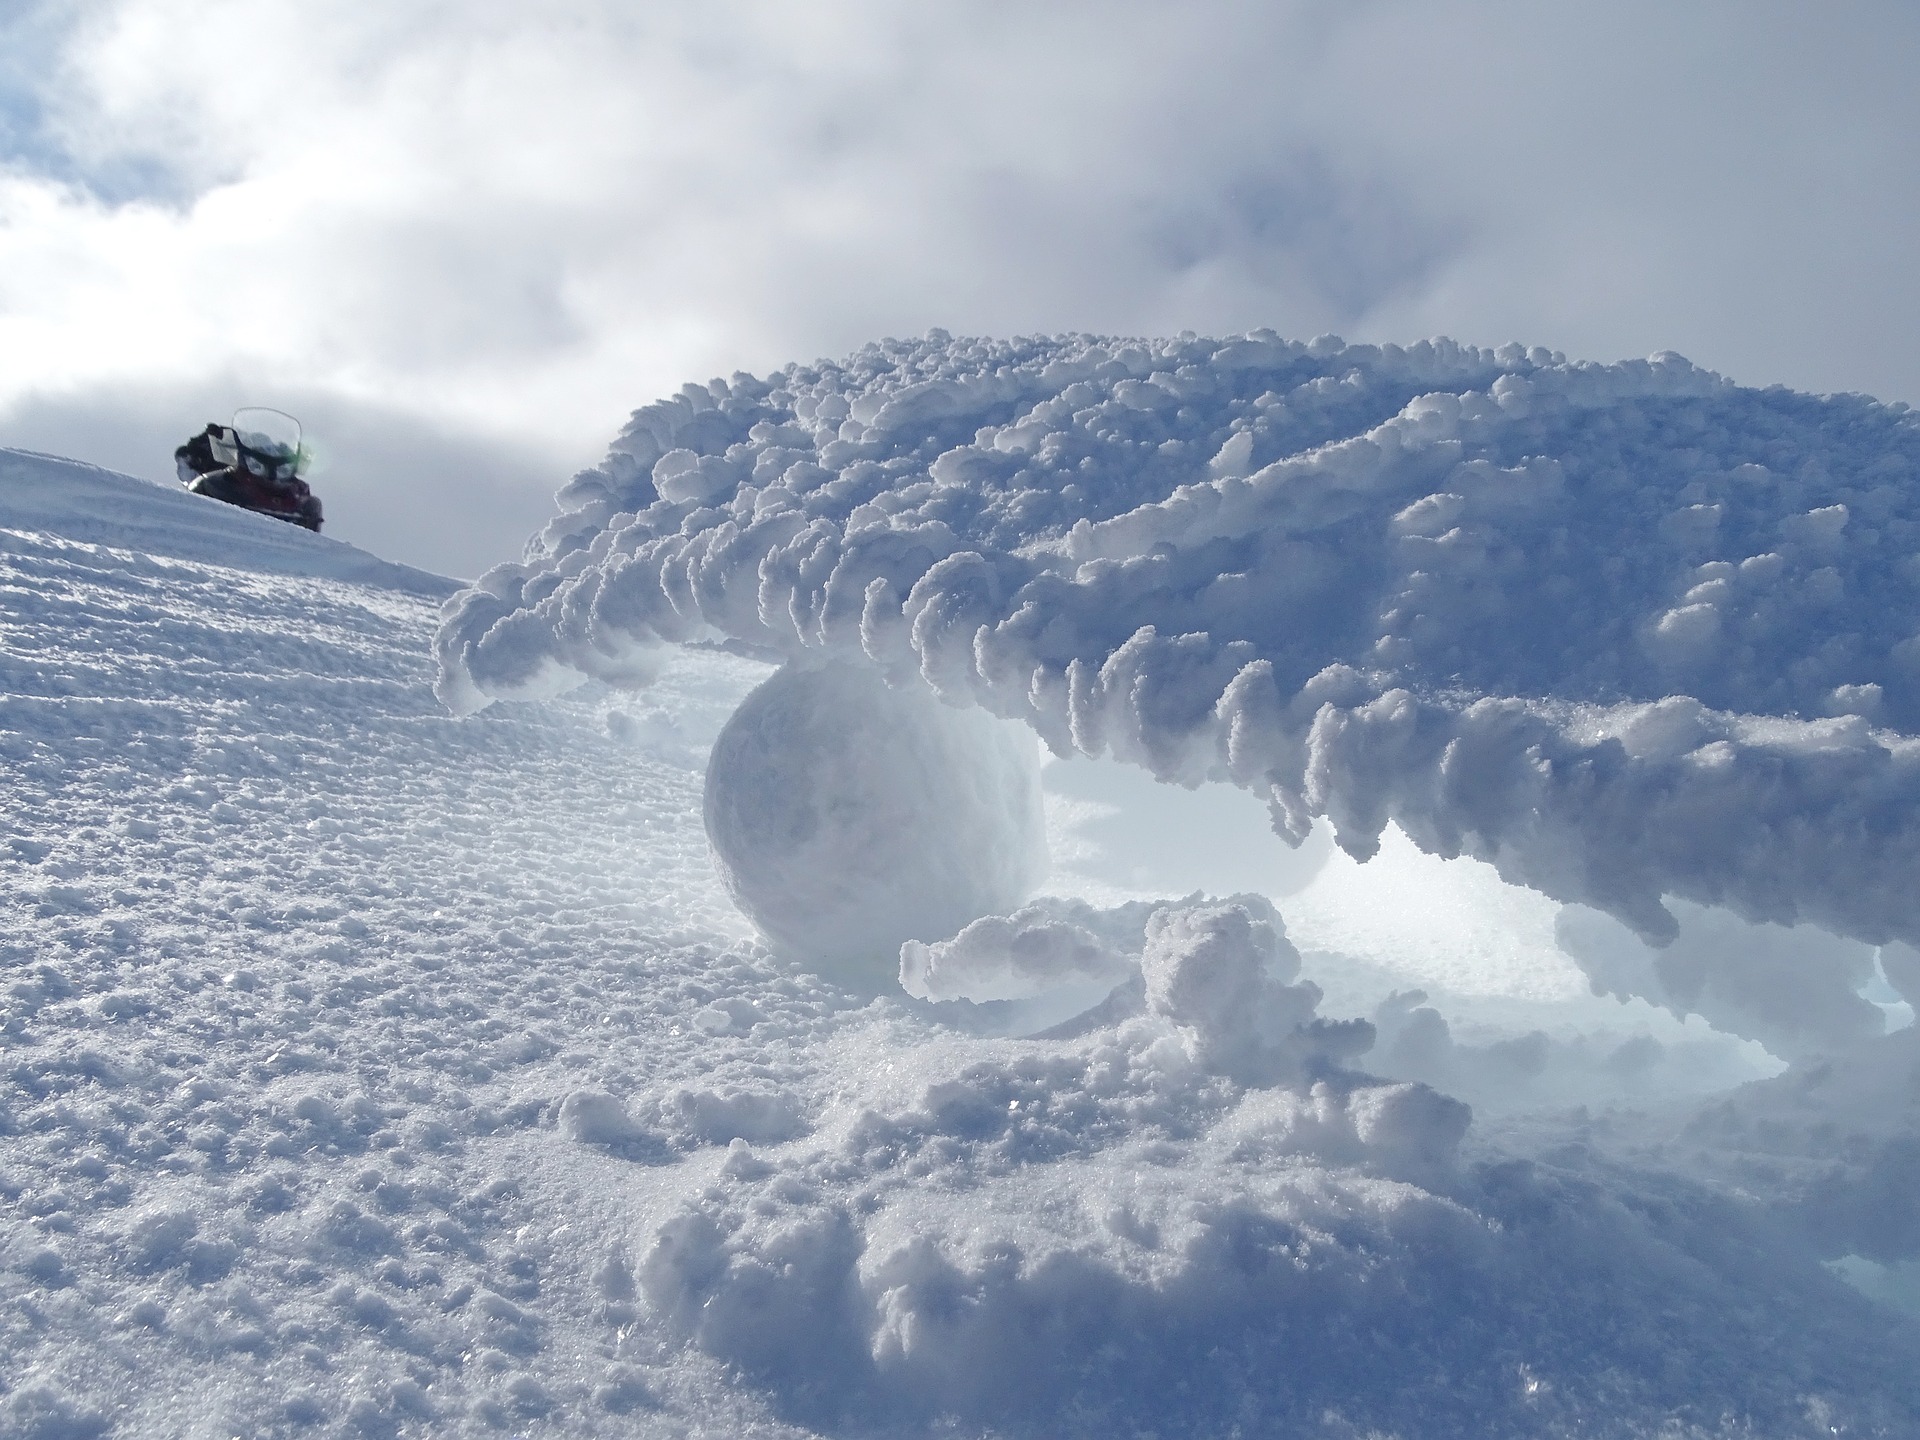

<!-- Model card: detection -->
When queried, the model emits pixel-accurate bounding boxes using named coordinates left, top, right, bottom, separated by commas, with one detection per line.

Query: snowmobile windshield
left=232, top=408, right=302, bottom=464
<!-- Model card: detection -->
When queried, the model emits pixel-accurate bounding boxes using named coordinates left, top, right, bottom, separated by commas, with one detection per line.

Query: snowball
left=703, top=662, right=1046, bottom=988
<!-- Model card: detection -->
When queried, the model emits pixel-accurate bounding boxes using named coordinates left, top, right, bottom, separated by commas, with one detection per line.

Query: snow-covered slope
left=0, top=457, right=781, bottom=1434
left=1, top=449, right=457, bottom=597
left=6, top=435, right=1920, bottom=1436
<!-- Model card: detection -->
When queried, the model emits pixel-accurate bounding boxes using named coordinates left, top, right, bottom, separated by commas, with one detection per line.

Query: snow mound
left=1, top=447, right=456, bottom=596
left=703, top=660, right=1046, bottom=986
left=638, top=914, right=1916, bottom=1436
left=899, top=896, right=1150, bottom=1003
left=436, top=332, right=1920, bottom=965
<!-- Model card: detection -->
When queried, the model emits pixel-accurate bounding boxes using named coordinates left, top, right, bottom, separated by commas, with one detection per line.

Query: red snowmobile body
left=177, top=415, right=323, bottom=533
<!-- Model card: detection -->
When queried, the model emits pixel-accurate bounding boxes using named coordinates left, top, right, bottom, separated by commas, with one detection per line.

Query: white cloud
left=3, top=0, right=1917, bottom=575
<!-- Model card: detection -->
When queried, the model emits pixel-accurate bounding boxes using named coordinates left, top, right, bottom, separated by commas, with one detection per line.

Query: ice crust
left=436, top=331, right=1920, bottom=958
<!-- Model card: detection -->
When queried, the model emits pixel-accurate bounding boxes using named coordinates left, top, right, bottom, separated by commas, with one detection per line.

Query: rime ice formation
left=702, top=661, right=1046, bottom=985
left=435, top=331, right=1920, bottom=964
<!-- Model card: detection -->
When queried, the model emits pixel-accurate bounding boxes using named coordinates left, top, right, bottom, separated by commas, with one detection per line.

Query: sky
left=2, top=0, right=1917, bottom=579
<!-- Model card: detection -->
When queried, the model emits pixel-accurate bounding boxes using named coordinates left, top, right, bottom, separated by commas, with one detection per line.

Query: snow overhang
left=434, top=330, right=1920, bottom=951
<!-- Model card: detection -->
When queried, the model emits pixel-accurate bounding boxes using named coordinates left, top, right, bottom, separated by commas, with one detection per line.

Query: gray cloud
left=1, top=1, right=1916, bottom=574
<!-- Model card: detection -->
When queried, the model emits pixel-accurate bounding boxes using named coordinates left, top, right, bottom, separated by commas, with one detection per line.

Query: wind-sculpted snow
left=437, top=331, right=1920, bottom=957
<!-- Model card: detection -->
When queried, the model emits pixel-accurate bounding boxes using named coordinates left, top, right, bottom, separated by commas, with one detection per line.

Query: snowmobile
left=176, top=407, right=323, bottom=532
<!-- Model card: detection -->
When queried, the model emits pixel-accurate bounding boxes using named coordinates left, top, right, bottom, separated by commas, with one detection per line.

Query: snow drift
left=637, top=896, right=1915, bottom=1436
left=436, top=332, right=1920, bottom=966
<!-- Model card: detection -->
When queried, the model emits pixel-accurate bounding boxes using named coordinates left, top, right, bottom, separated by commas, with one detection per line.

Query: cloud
left=2, top=1, right=1918, bottom=572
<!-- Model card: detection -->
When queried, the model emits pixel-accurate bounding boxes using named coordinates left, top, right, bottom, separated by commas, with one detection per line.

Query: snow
left=0, top=448, right=451, bottom=598
left=438, top=332, right=1920, bottom=966
left=8, top=349, right=1920, bottom=1438
left=899, top=897, right=1146, bottom=1004
left=703, top=661, right=1046, bottom=990
left=1556, top=899, right=1885, bottom=1060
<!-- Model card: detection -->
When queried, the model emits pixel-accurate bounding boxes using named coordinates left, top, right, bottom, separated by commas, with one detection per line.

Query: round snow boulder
left=703, top=662, right=1047, bottom=989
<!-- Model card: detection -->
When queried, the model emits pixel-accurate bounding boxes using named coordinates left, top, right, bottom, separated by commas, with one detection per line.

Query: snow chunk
left=899, top=900, right=1135, bottom=1002
left=559, top=1090, right=653, bottom=1149
left=904, top=892, right=1373, bottom=1084
left=1138, top=898, right=1371, bottom=1085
